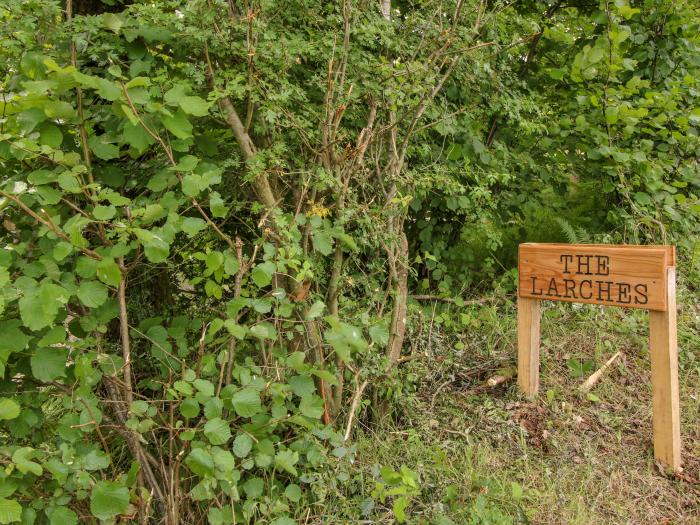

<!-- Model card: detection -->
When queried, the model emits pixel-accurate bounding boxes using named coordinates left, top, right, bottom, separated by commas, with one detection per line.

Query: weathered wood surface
left=518, top=243, right=674, bottom=311
left=649, top=266, right=682, bottom=471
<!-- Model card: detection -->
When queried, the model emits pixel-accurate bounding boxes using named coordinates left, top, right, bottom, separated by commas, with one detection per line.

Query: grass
left=320, top=274, right=700, bottom=524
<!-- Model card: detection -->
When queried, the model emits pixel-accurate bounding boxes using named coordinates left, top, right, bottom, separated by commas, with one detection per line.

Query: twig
left=343, top=378, right=368, bottom=441
left=579, top=352, right=621, bottom=393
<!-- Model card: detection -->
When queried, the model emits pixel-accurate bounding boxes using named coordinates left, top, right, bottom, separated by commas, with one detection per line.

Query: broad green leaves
left=203, top=418, right=231, bottom=445
left=77, top=280, right=108, bottom=308
left=230, top=388, right=262, bottom=417
left=31, top=347, right=68, bottom=382
left=0, top=399, right=20, bottom=420
left=19, top=283, right=69, bottom=331
left=90, top=481, right=129, bottom=521
left=0, top=499, right=21, bottom=525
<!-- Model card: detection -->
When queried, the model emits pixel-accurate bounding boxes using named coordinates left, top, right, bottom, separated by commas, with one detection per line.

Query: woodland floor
left=322, top=281, right=700, bottom=524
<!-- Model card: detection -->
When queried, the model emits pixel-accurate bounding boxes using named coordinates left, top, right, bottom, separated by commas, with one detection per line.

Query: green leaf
left=122, top=122, right=152, bottom=152
left=53, top=242, right=74, bottom=262
left=93, top=205, right=116, bottom=221
left=89, top=136, right=120, bottom=160
left=223, top=251, right=239, bottom=275
left=284, top=484, right=302, bottom=503
left=180, top=96, right=210, bottom=117
left=31, top=347, right=68, bottom=382
left=185, top=448, right=215, bottom=477
left=270, top=518, right=296, bottom=525
left=12, top=448, right=42, bottom=476
left=288, top=375, right=315, bottom=397
left=44, top=100, right=75, bottom=120
left=19, top=283, right=69, bottom=332
left=299, top=395, right=324, bottom=419
left=274, top=449, right=299, bottom=476
left=251, top=261, right=276, bottom=287
left=286, top=352, right=307, bottom=373
left=203, top=417, right=231, bottom=445
left=231, top=388, right=261, bottom=417
left=181, top=217, right=207, bottom=237
left=312, top=230, right=333, bottom=255
left=96, top=258, right=122, bottom=287
left=134, top=229, right=169, bottom=263
left=232, top=433, right=253, bottom=458
left=0, top=399, right=20, bottom=421
left=162, top=110, right=193, bottom=139
left=242, top=477, right=264, bottom=499
left=305, top=301, right=325, bottom=320
left=49, top=506, right=78, bottom=525
left=90, top=481, right=129, bottom=521
left=180, top=398, right=199, bottom=419
left=77, top=280, right=109, bottom=308
left=102, top=13, right=124, bottom=33
left=0, top=498, right=21, bottom=524
left=38, top=124, right=63, bottom=149
left=393, top=496, right=409, bottom=523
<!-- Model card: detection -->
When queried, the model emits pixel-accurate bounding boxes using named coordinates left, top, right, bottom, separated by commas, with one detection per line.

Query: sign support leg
left=518, top=296, right=541, bottom=397
left=649, top=267, right=682, bottom=472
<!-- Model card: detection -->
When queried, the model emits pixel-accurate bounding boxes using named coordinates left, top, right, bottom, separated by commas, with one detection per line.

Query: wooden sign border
left=517, top=243, right=681, bottom=472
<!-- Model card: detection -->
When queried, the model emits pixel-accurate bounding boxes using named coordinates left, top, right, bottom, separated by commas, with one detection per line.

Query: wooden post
left=648, top=266, right=681, bottom=472
left=518, top=296, right=541, bottom=397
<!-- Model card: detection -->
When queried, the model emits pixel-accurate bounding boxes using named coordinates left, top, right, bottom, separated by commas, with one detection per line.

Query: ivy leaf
left=231, top=388, right=261, bottom=417
left=0, top=399, right=20, bottom=421
left=90, top=481, right=129, bottom=521
left=77, top=280, right=109, bottom=308
left=30, top=347, right=69, bottom=382
left=232, top=433, right=253, bottom=458
left=0, top=498, right=22, bottom=525
left=203, top=417, right=231, bottom=445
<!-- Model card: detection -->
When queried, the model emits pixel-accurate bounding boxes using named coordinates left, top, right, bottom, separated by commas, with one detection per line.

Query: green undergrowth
left=317, top=272, right=700, bottom=524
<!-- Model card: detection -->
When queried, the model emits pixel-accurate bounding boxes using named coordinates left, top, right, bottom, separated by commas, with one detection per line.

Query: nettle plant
left=0, top=0, right=510, bottom=523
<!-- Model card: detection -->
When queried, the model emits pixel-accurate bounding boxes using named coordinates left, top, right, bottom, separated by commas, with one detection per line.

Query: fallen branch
left=579, top=352, right=621, bottom=393
left=343, top=378, right=368, bottom=441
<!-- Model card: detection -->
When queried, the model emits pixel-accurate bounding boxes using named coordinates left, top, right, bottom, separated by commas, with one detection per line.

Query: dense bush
left=0, top=0, right=697, bottom=523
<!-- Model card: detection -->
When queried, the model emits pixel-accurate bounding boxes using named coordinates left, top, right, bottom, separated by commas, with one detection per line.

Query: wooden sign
left=517, top=243, right=681, bottom=472
left=519, top=244, right=674, bottom=311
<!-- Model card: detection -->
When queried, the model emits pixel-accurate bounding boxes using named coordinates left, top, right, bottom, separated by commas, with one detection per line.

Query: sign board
left=517, top=243, right=681, bottom=472
left=519, top=244, right=674, bottom=311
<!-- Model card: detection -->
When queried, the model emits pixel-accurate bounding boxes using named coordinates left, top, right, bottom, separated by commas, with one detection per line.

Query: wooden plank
left=649, top=266, right=682, bottom=472
left=517, top=296, right=540, bottom=397
left=518, top=244, right=671, bottom=311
